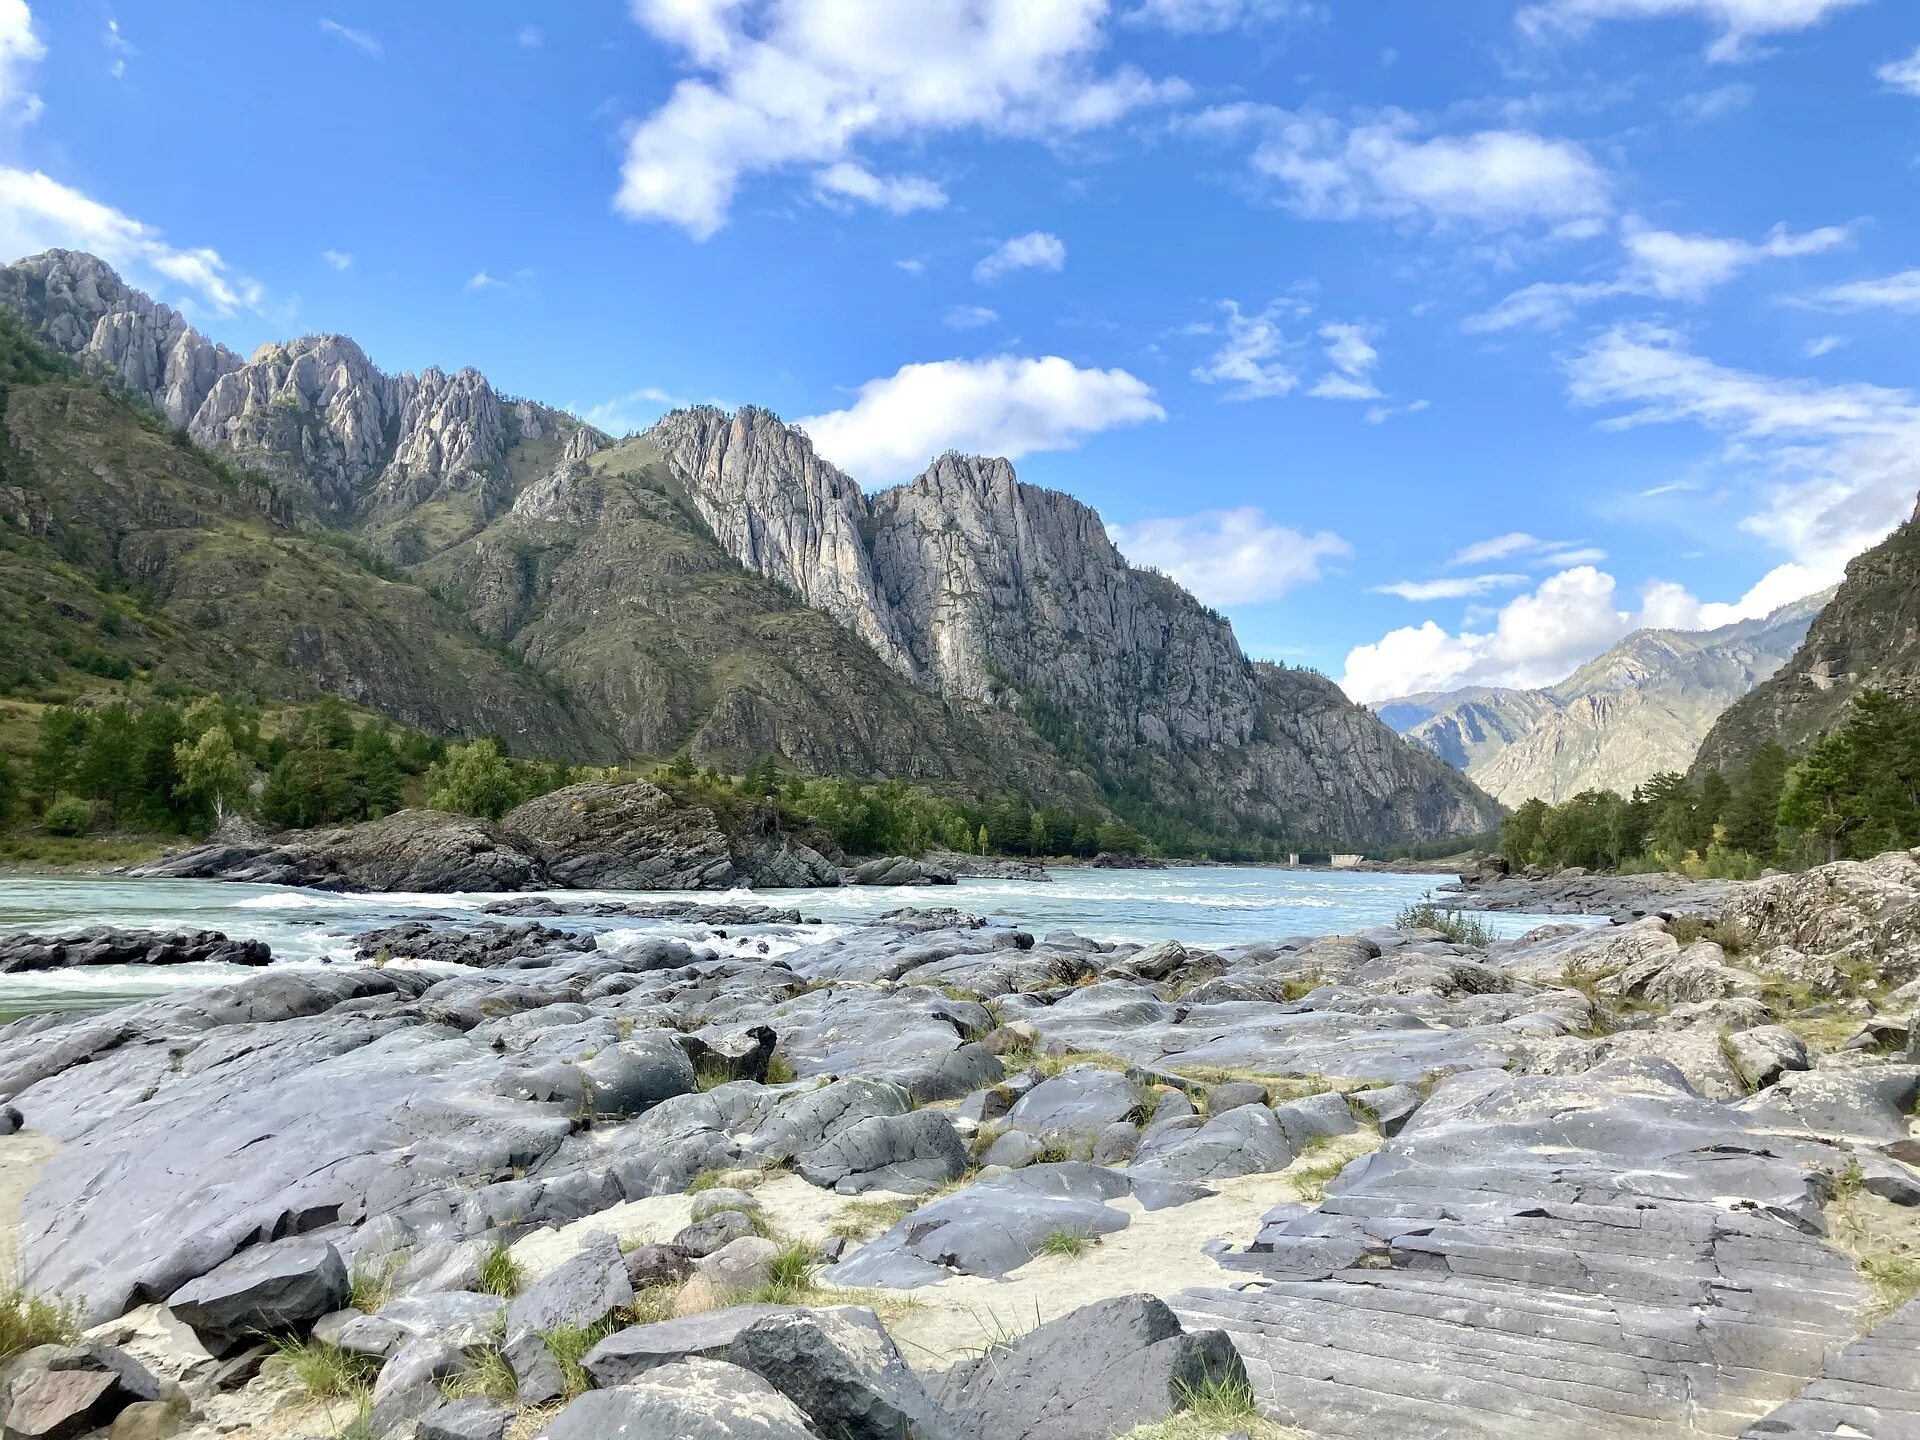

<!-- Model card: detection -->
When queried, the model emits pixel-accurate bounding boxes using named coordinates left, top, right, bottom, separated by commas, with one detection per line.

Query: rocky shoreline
left=1, top=852, right=1916, bottom=1439
left=1439, top=862, right=1744, bottom=921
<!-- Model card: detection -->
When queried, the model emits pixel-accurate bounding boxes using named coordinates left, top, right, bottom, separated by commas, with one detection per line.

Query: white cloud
left=104, top=17, right=134, bottom=80
left=1877, top=45, right=1920, bottom=95
left=944, top=304, right=999, bottom=329
left=1517, top=0, right=1864, bottom=63
left=616, top=0, right=1185, bottom=239
left=465, top=270, right=504, bottom=292
left=517, top=24, right=544, bottom=48
left=1565, top=321, right=1920, bottom=608
left=1, top=0, right=45, bottom=125
left=0, top=167, right=263, bottom=315
left=1816, top=269, right=1920, bottom=313
left=1243, top=109, right=1611, bottom=228
left=796, top=354, right=1163, bottom=485
left=579, top=385, right=681, bottom=435
left=1674, top=82, right=1755, bottom=119
left=1466, top=217, right=1849, bottom=331
left=319, top=18, right=381, bottom=56
left=1805, top=334, right=1846, bottom=357
left=812, top=162, right=947, bottom=214
left=1451, top=531, right=1546, bottom=565
left=894, top=256, right=926, bottom=275
left=1308, top=321, right=1382, bottom=400
left=1191, top=299, right=1301, bottom=399
left=1124, top=0, right=1315, bottom=33
left=973, top=231, right=1066, bottom=283
left=1365, top=397, right=1430, bottom=424
left=322, top=248, right=353, bottom=271
left=1110, top=507, right=1351, bottom=606
left=1371, top=573, right=1530, bottom=601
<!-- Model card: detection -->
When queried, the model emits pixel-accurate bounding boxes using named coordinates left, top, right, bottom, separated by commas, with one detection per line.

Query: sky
left=2, top=0, right=1918, bottom=704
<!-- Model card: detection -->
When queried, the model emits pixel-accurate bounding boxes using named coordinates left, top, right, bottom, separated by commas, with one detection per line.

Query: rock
left=0, top=1106, right=19, bottom=1136
left=1132, top=1103, right=1294, bottom=1183
left=1349, top=1083, right=1422, bottom=1135
left=932, top=1294, right=1245, bottom=1440
left=0, top=929, right=269, bottom=974
left=1737, top=1065, right=1920, bottom=1142
left=845, top=857, right=956, bottom=886
left=581, top=1307, right=800, bottom=1387
left=675, top=1238, right=779, bottom=1314
left=672, top=1212, right=759, bottom=1258
left=417, top=1398, right=509, bottom=1440
left=311, top=1310, right=404, bottom=1359
left=795, top=1110, right=968, bottom=1194
left=135, top=810, right=541, bottom=893
left=1091, top=1121, right=1139, bottom=1165
left=577, top=1033, right=697, bottom=1118
left=506, top=1231, right=632, bottom=1336
left=1724, top=850, right=1920, bottom=987
left=105, top=1397, right=185, bottom=1440
left=502, top=1330, right=566, bottom=1407
left=538, top=1357, right=817, bottom=1440
left=1724, top=1025, right=1812, bottom=1090
left=1205, top=1082, right=1266, bottom=1114
left=373, top=1338, right=467, bottom=1405
left=3, top=1369, right=126, bottom=1440
left=980, top=1129, right=1048, bottom=1169
left=164, top=1240, right=348, bottom=1352
left=1004, top=1067, right=1143, bottom=1142
left=376, top=1293, right=507, bottom=1350
left=352, top=921, right=594, bottom=969
left=622, top=1244, right=689, bottom=1291
left=729, top=1307, right=966, bottom=1440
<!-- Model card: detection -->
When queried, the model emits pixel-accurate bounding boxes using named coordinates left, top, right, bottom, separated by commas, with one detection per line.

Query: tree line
left=1502, top=689, right=1920, bottom=876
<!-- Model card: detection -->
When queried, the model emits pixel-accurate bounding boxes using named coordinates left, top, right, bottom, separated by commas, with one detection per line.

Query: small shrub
left=0, top=1286, right=79, bottom=1359
left=1668, top=915, right=1748, bottom=955
left=1036, top=1227, right=1093, bottom=1259
left=1394, top=894, right=1495, bottom=948
left=347, top=1261, right=397, bottom=1313
left=476, top=1243, right=524, bottom=1299
left=40, top=795, right=93, bottom=837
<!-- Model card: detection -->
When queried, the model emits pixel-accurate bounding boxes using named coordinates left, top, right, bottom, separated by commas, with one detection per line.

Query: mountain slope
left=1692, top=499, right=1920, bottom=778
left=1377, top=595, right=1825, bottom=805
left=0, top=249, right=1500, bottom=848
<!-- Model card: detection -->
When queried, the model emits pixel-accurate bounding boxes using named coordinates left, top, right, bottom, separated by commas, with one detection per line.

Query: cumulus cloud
left=1124, top=0, right=1315, bottom=33
left=973, top=231, right=1066, bottom=283
left=1192, top=300, right=1302, bottom=399
left=1565, top=321, right=1920, bottom=620
left=1816, top=269, right=1920, bottom=313
left=812, top=162, right=947, bottom=214
left=319, top=18, right=381, bottom=56
left=1371, top=574, right=1530, bottom=601
left=1308, top=322, right=1382, bottom=400
left=1233, top=108, right=1611, bottom=228
left=1, top=0, right=45, bottom=125
left=797, top=354, right=1164, bottom=485
left=1465, top=217, right=1849, bottom=332
left=465, top=270, right=504, bottom=292
left=616, top=0, right=1185, bottom=239
left=1110, top=507, right=1351, bottom=607
left=1517, top=0, right=1864, bottom=63
left=1878, top=44, right=1920, bottom=95
left=0, top=168, right=263, bottom=315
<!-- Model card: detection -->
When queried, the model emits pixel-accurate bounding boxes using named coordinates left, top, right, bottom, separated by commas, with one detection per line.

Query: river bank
left=2, top=852, right=1916, bottom=1439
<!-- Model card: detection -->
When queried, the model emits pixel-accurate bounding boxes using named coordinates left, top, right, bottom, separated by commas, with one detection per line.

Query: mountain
left=0, top=248, right=1500, bottom=848
left=1692, top=499, right=1920, bottom=778
left=1376, top=595, right=1826, bottom=805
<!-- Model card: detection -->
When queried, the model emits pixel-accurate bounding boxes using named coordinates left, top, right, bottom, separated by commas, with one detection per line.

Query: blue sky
left=3, top=0, right=1918, bottom=702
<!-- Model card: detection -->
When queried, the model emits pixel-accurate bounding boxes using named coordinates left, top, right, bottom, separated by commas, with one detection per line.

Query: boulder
left=1271, top=1092, right=1359, bottom=1152
left=134, top=810, right=540, bottom=892
left=1205, top=1082, right=1267, bottom=1114
left=1723, top=1026, right=1811, bottom=1090
left=795, top=1110, right=968, bottom=1194
left=932, top=1294, right=1245, bottom=1440
left=846, top=857, right=956, bottom=886
left=1132, top=1104, right=1294, bottom=1182
left=164, top=1239, right=347, bottom=1352
left=577, top=1033, right=697, bottom=1118
left=417, top=1398, right=510, bottom=1440
left=1004, top=1067, right=1143, bottom=1141
left=673, top=1212, right=759, bottom=1258
left=675, top=1238, right=779, bottom=1314
left=729, top=1307, right=967, bottom=1440
left=1349, top=1084, right=1422, bottom=1135
left=622, top=1244, right=690, bottom=1291
left=538, top=1358, right=817, bottom=1440
left=0, top=929, right=269, bottom=974
left=581, top=1307, right=799, bottom=1388
left=1737, top=1066, right=1920, bottom=1142
left=506, top=1232, right=633, bottom=1336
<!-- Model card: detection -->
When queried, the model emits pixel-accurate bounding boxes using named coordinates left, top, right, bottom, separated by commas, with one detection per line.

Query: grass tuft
left=1036, top=1227, right=1094, bottom=1259
left=439, top=1347, right=517, bottom=1403
left=740, top=1241, right=821, bottom=1305
left=0, top=1286, right=79, bottom=1360
left=272, top=1338, right=379, bottom=1400
left=1861, top=1255, right=1920, bottom=1321
left=347, top=1260, right=398, bottom=1314
left=828, top=1197, right=916, bottom=1241
left=764, top=1053, right=797, bottom=1084
left=476, top=1243, right=524, bottom=1299
left=1174, top=1363, right=1261, bottom=1424
left=539, top=1320, right=618, bottom=1399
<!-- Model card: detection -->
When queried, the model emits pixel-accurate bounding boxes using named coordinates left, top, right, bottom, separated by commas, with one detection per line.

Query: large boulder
left=164, top=1239, right=348, bottom=1352
left=1130, top=1103, right=1294, bottom=1182
left=795, top=1110, right=968, bottom=1194
left=0, top=929, right=269, bottom=974
left=133, top=810, right=540, bottom=892
left=729, top=1307, right=968, bottom=1440
left=931, top=1294, right=1245, bottom=1440
left=1003, top=1067, right=1143, bottom=1143
left=581, top=1308, right=800, bottom=1388
left=537, top=1358, right=816, bottom=1440
left=1724, top=850, right=1920, bottom=986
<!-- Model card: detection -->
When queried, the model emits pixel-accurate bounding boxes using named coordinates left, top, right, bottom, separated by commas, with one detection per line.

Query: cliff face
left=1, top=250, right=596, bottom=546
left=1692, top=502, right=1920, bottom=777
left=0, top=251, right=1501, bottom=847
left=1379, top=596, right=1825, bottom=804
left=652, top=408, right=1500, bottom=846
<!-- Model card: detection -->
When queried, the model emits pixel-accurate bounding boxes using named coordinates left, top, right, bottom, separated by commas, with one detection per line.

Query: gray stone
left=311, top=1310, right=403, bottom=1358
left=538, top=1358, right=817, bottom=1440
left=576, top=1034, right=697, bottom=1119
left=796, top=1109, right=967, bottom=1194
left=1206, top=1082, right=1267, bottom=1114
left=165, top=1239, right=348, bottom=1351
left=729, top=1306, right=968, bottom=1440
left=1004, top=1067, right=1143, bottom=1141
left=507, top=1232, right=633, bottom=1337
left=417, top=1398, right=509, bottom=1440
left=376, top=1293, right=506, bottom=1349
left=674, top=1211, right=760, bottom=1257
left=1270, top=1091, right=1358, bottom=1152
left=580, top=1307, right=800, bottom=1387
left=1348, top=1083, right=1422, bottom=1135
left=373, top=1339, right=467, bottom=1405
left=932, top=1294, right=1245, bottom=1440
left=622, top=1244, right=689, bottom=1290
left=1132, top=1104, right=1294, bottom=1183
left=1723, top=1025, right=1811, bottom=1090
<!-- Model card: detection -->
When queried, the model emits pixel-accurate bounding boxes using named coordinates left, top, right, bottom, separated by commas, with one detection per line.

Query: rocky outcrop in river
left=3, top=852, right=1917, bottom=1440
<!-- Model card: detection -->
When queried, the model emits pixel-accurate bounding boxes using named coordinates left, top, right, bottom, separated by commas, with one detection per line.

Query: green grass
left=539, top=1319, right=619, bottom=1399
left=828, top=1197, right=916, bottom=1241
left=740, top=1241, right=821, bottom=1305
left=1861, top=1255, right=1920, bottom=1321
left=0, top=1286, right=79, bottom=1359
left=1290, top=1153, right=1354, bottom=1204
left=1394, top=895, right=1496, bottom=947
left=1036, top=1227, right=1094, bottom=1259
left=1668, top=915, right=1749, bottom=954
left=1175, top=1364, right=1262, bottom=1425
left=439, top=1347, right=518, bottom=1403
left=476, top=1243, right=524, bottom=1299
left=685, top=1168, right=729, bottom=1193
left=271, top=1339, right=379, bottom=1400
left=346, top=1261, right=397, bottom=1314
left=0, top=833, right=173, bottom=872
left=764, top=1053, right=797, bottom=1084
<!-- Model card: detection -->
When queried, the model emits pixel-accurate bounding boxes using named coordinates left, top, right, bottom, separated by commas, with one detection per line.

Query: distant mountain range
left=1374, top=594, right=1828, bottom=806
left=0, top=248, right=1499, bottom=849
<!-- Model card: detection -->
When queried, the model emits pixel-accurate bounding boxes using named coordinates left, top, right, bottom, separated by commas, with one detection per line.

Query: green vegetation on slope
left=1502, top=689, right=1920, bottom=875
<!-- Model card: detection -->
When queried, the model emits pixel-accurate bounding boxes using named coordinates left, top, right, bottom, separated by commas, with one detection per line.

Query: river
left=0, top=867, right=1595, bottom=1019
